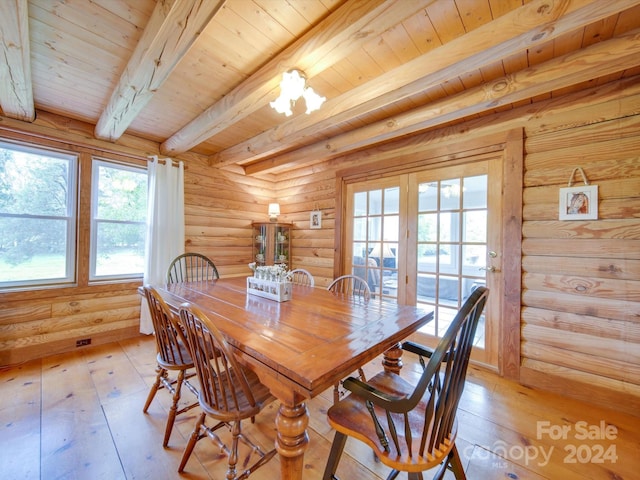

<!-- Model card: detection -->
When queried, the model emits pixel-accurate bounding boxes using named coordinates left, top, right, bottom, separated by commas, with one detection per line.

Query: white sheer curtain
left=139, top=156, right=185, bottom=334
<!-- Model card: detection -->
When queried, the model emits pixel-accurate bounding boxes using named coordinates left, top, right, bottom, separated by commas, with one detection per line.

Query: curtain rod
left=147, top=156, right=183, bottom=168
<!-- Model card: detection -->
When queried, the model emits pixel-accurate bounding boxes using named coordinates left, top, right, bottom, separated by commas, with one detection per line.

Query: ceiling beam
left=0, top=0, right=34, bottom=122
left=94, top=0, right=226, bottom=142
left=159, top=0, right=437, bottom=156
left=212, top=0, right=638, bottom=169
left=243, top=28, right=640, bottom=175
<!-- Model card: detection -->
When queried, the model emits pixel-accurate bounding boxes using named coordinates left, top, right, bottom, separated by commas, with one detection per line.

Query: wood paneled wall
left=518, top=87, right=640, bottom=416
left=183, top=160, right=276, bottom=277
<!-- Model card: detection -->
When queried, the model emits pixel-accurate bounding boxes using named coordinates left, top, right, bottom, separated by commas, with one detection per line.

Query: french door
left=344, top=156, right=503, bottom=368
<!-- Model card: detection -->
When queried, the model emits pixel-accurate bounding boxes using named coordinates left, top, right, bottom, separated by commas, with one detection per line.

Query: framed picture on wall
left=559, top=184, right=598, bottom=220
left=310, top=210, right=322, bottom=229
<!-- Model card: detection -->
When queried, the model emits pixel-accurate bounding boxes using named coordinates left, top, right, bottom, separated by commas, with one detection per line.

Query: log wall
left=518, top=88, right=640, bottom=415
left=182, top=161, right=275, bottom=277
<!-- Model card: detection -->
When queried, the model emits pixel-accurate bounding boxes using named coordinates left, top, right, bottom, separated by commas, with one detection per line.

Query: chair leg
left=322, top=431, right=348, bottom=480
left=227, top=421, right=241, bottom=480
left=143, top=365, right=165, bottom=413
left=357, top=367, right=366, bottom=382
left=178, top=411, right=206, bottom=473
left=333, top=382, right=341, bottom=404
left=448, top=444, right=467, bottom=480
left=163, top=369, right=185, bottom=447
left=432, top=444, right=466, bottom=480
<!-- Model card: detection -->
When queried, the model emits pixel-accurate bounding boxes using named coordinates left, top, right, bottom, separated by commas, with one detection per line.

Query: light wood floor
left=1, top=335, right=638, bottom=479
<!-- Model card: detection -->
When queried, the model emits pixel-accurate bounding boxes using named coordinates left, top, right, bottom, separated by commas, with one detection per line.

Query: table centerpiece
left=247, top=263, right=292, bottom=302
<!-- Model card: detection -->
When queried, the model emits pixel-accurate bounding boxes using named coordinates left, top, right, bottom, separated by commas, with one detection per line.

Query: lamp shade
left=369, top=243, right=395, bottom=259
left=268, top=203, right=280, bottom=221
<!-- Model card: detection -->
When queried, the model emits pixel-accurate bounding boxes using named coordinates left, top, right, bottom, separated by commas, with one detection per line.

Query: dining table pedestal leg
left=382, top=341, right=403, bottom=375
left=275, top=402, right=309, bottom=480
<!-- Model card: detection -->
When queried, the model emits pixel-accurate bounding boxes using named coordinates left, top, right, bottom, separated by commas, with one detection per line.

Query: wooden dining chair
left=166, top=252, right=219, bottom=283
left=178, top=303, right=277, bottom=479
left=327, top=274, right=371, bottom=403
left=142, top=285, right=199, bottom=447
left=323, top=286, right=489, bottom=480
left=289, top=268, right=315, bottom=286
left=327, top=274, right=371, bottom=302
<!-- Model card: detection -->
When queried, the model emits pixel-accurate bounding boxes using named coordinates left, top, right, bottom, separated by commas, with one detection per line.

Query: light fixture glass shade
left=302, top=87, right=326, bottom=114
left=281, top=70, right=306, bottom=101
left=270, top=69, right=325, bottom=116
left=268, top=203, right=280, bottom=221
left=270, top=93, right=293, bottom=116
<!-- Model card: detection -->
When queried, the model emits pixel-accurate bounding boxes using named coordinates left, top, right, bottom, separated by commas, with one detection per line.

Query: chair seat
left=327, top=371, right=457, bottom=472
left=156, top=340, right=194, bottom=370
left=199, top=367, right=274, bottom=422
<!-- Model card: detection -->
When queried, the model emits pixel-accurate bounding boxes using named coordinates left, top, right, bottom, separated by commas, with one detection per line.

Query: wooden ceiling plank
left=378, top=22, right=422, bottom=65
left=159, top=0, right=437, bottom=156
left=487, top=0, right=524, bottom=19
left=244, top=28, right=640, bottom=175
left=455, top=0, right=495, bottom=32
left=613, top=4, right=640, bottom=34
left=94, top=0, right=226, bottom=142
left=425, top=0, right=466, bottom=42
left=213, top=0, right=632, bottom=168
left=0, top=0, right=34, bottom=122
left=30, top=0, right=147, bottom=52
left=226, top=0, right=299, bottom=50
left=253, top=0, right=316, bottom=33
left=211, top=5, right=282, bottom=66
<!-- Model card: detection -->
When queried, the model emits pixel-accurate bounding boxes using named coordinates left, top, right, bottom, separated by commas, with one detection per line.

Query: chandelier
left=270, top=70, right=326, bottom=116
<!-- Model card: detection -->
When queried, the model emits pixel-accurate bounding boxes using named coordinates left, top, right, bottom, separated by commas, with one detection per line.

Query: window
left=90, top=159, right=147, bottom=280
left=0, top=142, right=78, bottom=287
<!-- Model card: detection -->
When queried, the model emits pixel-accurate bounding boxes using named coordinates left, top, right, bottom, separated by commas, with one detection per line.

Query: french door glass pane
left=350, top=187, right=400, bottom=302
left=416, top=174, right=488, bottom=347
left=354, top=191, right=367, bottom=216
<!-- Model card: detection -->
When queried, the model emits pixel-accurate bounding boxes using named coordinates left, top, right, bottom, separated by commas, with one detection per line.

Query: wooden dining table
left=154, top=276, right=433, bottom=480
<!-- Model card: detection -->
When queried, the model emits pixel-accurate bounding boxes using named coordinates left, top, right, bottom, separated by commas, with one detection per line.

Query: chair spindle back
left=179, top=304, right=259, bottom=420
left=327, top=274, right=371, bottom=302
left=143, top=285, right=191, bottom=366
left=365, top=286, right=488, bottom=460
left=167, top=253, right=219, bottom=284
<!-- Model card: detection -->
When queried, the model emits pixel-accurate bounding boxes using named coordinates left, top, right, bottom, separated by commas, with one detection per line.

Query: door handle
left=479, top=266, right=496, bottom=272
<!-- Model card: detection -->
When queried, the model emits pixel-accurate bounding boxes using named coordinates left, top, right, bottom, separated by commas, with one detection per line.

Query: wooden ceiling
left=1, top=0, right=640, bottom=176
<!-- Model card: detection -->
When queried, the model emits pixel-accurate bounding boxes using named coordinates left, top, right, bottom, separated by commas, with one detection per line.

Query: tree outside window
left=0, top=143, right=77, bottom=287
left=91, top=159, right=147, bottom=279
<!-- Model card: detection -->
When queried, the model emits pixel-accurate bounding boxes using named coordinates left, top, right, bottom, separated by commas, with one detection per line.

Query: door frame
left=335, top=129, right=523, bottom=379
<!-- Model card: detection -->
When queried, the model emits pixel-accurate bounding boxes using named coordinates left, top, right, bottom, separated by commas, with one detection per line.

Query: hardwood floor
left=1, top=334, right=638, bottom=479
